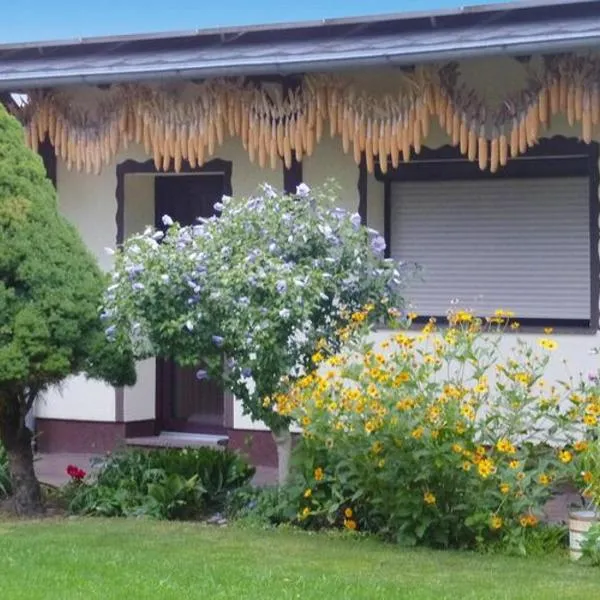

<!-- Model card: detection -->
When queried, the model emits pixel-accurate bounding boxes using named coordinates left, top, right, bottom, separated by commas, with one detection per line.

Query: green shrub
left=67, top=447, right=254, bottom=520
left=581, top=522, right=600, bottom=566
left=279, top=309, right=595, bottom=550
left=0, top=443, right=11, bottom=498
left=226, top=485, right=300, bottom=526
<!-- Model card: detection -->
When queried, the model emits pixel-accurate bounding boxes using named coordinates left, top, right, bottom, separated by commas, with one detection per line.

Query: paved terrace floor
left=35, top=453, right=581, bottom=523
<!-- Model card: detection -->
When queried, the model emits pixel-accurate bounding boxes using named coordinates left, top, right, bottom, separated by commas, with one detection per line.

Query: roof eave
left=1, top=30, right=599, bottom=91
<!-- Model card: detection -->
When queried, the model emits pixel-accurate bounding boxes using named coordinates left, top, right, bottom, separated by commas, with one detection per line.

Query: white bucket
left=569, top=510, right=598, bottom=561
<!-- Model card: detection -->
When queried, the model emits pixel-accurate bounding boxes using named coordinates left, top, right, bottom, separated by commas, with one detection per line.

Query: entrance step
left=126, top=431, right=229, bottom=450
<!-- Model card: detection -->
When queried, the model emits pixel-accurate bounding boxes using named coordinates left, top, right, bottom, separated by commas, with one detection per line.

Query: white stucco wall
left=36, top=54, right=600, bottom=432
left=36, top=145, right=148, bottom=422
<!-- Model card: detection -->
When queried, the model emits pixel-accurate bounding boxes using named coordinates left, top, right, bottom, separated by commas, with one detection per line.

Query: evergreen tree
left=0, top=105, right=135, bottom=515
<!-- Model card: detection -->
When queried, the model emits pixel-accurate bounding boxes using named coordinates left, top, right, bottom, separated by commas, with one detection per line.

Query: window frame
left=374, top=137, right=600, bottom=332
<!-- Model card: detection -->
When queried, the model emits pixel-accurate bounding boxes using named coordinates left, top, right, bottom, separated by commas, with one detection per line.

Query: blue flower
left=276, top=280, right=287, bottom=294
left=296, top=183, right=310, bottom=197
left=132, top=282, right=145, bottom=290
left=213, top=202, right=224, bottom=212
left=241, top=367, right=252, bottom=378
left=212, top=335, right=224, bottom=347
left=279, top=308, right=291, bottom=319
left=350, top=213, right=362, bottom=229
left=105, top=325, right=116, bottom=340
left=162, top=214, right=174, bottom=226
left=371, top=235, right=386, bottom=255
left=196, top=369, right=208, bottom=380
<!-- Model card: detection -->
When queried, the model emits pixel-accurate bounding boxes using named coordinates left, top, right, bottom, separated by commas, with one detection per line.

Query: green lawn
left=0, top=519, right=598, bottom=600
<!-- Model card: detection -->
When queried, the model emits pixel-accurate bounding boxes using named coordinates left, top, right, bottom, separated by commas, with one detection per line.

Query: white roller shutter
left=390, top=177, right=591, bottom=321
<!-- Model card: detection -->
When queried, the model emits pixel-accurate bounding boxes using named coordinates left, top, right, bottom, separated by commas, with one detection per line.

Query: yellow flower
left=300, top=507, right=311, bottom=520
left=452, top=310, right=473, bottom=324
left=582, top=471, right=594, bottom=484
left=499, top=483, right=511, bottom=494
left=513, top=372, right=531, bottom=386
left=365, top=420, right=378, bottom=434
left=423, top=492, right=436, bottom=505
left=314, top=467, right=325, bottom=482
left=462, top=461, right=472, bottom=472
left=477, top=458, right=496, bottom=479
left=312, top=351, right=324, bottom=364
left=490, top=515, right=503, bottom=530
left=519, top=514, right=539, bottom=528
left=584, top=414, right=598, bottom=427
left=538, top=338, right=558, bottom=351
left=371, top=441, right=384, bottom=454
left=460, top=405, right=476, bottom=421
left=538, top=473, right=551, bottom=486
left=407, top=311, right=418, bottom=320
left=517, top=472, right=526, bottom=481
left=377, top=458, right=386, bottom=468
left=411, top=427, right=424, bottom=440
left=301, top=416, right=312, bottom=427
left=344, top=507, right=354, bottom=518
left=574, top=441, right=589, bottom=453
left=452, top=443, right=463, bottom=454
left=393, top=372, right=410, bottom=385
left=510, top=321, right=521, bottom=330
left=344, top=519, right=357, bottom=530
left=544, top=327, right=554, bottom=334
left=496, top=438, right=516, bottom=455
left=509, top=460, right=521, bottom=470
left=303, top=488, right=312, bottom=498
left=558, top=450, right=573, bottom=464
left=430, top=430, right=440, bottom=440
left=494, top=309, right=515, bottom=318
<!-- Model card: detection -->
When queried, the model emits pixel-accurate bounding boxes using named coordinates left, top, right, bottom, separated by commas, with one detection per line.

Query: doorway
left=154, top=174, right=227, bottom=433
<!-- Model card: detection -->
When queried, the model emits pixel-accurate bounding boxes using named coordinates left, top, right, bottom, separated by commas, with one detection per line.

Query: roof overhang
left=1, top=0, right=600, bottom=91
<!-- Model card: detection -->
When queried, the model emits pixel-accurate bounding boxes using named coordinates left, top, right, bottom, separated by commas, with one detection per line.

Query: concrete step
left=126, top=431, right=229, bottom=449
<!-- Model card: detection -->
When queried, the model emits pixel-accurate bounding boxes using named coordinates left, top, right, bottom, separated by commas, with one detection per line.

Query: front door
left=154, top=174, right=226, bottom=433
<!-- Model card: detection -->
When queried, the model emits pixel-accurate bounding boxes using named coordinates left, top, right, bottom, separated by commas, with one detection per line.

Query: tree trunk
left=0, top=401, right=43, bottom=516
left=272, top=426, right=292, bottom=486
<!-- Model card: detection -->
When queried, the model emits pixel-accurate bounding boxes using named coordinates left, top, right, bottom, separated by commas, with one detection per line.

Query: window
left=381, top=140, right=598, bottom=329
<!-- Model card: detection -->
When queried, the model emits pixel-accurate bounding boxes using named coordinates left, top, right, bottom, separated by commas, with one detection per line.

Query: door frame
left=114, top=157, right=234, bottom=435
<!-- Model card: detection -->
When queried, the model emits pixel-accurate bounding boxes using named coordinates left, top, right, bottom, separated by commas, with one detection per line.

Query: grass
left=0, top=519, right=599, bottom=599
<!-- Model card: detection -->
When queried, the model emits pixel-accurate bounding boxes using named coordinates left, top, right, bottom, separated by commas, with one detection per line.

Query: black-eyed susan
left=538, top=338, right=558, bottom=351
left=423, top=491, right=436, bottom=505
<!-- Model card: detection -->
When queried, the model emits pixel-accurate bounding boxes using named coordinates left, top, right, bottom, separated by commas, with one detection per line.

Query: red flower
left=66, top=464, right=86, bottom=481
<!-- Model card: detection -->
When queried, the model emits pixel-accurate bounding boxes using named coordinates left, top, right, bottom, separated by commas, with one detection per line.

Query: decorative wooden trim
left=379, top=136, right=600, bottom=331
left=114, top=156, right=234, bottom=432
left=357, top=154, right=368, bottom=224
left=383, top=179, right=391, bottom=259
left=115, top=157, right=233, bottom=245
left=375, top=137, right=592, bottom=182
left=38, top=135, right=57, bottom=188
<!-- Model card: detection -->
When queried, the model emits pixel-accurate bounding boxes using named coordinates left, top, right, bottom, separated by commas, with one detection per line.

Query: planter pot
left=569, top=510, right=598, bottom=561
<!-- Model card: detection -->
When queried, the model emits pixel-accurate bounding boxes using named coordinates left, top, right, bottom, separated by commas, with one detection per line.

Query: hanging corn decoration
left=15, top=53, right=600, bottom=176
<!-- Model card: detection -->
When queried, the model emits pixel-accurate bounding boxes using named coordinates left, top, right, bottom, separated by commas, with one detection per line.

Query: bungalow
left=2, top=0, right=600, bottom=467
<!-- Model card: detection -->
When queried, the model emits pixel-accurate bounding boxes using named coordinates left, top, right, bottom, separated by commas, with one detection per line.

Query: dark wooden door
left=155, top=174, right=226, bottom=434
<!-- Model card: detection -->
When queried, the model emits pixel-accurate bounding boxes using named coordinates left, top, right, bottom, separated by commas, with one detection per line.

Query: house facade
left=2, top=0, right=600, bottom=466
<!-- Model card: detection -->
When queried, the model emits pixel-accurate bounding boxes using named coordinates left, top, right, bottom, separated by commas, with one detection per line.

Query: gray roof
left=1, top=0, right=600, bottom=90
